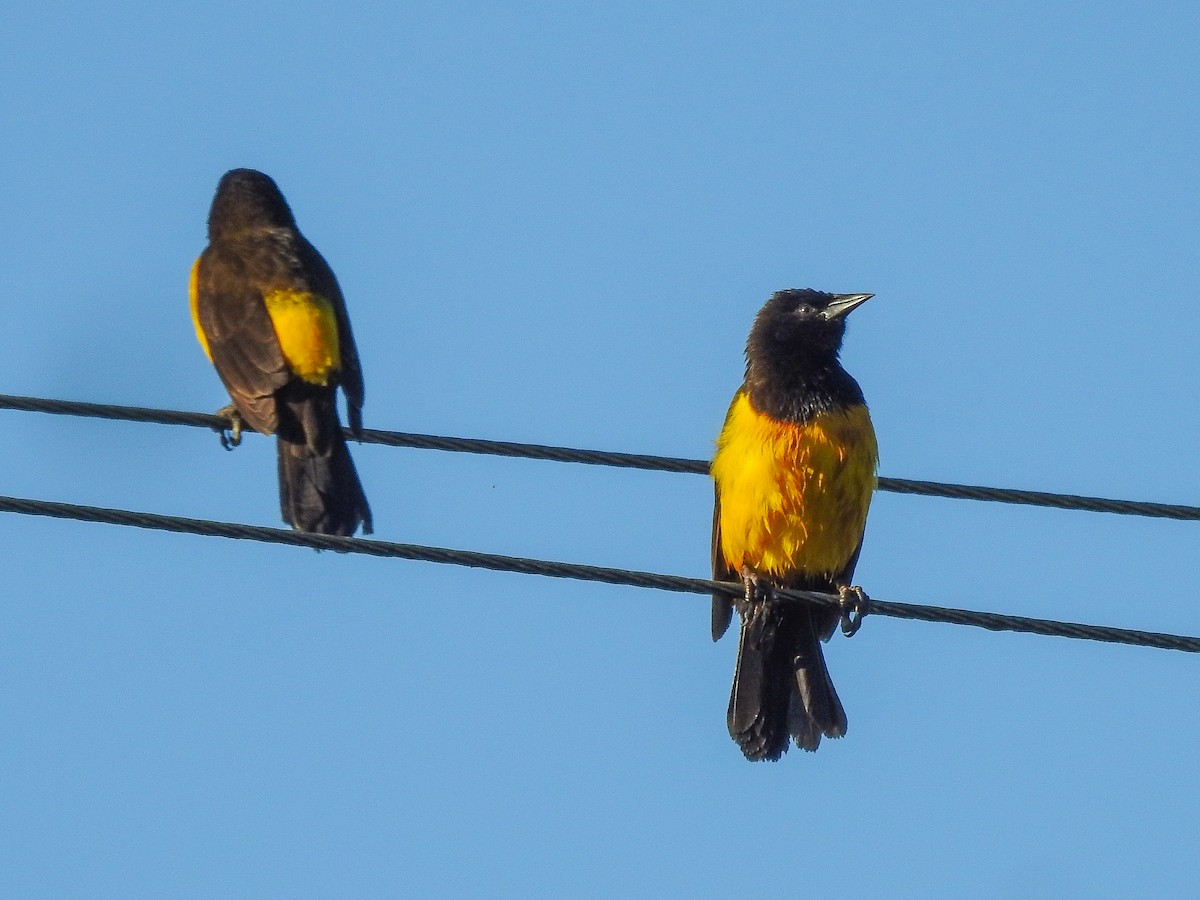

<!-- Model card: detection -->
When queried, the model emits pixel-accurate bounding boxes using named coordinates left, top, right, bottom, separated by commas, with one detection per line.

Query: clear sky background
left=2, top=3, right=1199, bottom=897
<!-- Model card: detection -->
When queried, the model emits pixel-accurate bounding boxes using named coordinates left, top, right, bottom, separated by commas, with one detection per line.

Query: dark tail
left=727, top=599, right=845, bottom=760
left=275, top=386, right=372, bottom=537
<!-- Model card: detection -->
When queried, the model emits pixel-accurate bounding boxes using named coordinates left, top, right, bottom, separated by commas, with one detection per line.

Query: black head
left=746, top=288, right=872, bottom=372
left=742, top=289, right=873, bottom=420
left=207, top=168, right=297, bottom=240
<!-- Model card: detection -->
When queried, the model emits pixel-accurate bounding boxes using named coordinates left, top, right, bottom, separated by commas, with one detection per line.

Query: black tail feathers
left=275, top=387, right=372, bottom=537
left=727, top=598, right=845, bottom=760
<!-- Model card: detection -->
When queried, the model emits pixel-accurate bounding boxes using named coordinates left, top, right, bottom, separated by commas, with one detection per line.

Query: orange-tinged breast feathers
left=712, top=392, right=878, bottom=579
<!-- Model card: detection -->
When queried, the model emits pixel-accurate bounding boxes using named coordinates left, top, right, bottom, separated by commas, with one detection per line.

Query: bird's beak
left=820, top=293, right=873, bottom=320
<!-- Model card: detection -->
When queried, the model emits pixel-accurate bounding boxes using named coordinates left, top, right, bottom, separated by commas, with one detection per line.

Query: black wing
left=711, top=476, right=740, bottom=643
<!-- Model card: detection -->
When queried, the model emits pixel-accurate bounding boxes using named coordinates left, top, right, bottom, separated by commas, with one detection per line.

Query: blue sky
left=2, top=2, right=1199, bottom=897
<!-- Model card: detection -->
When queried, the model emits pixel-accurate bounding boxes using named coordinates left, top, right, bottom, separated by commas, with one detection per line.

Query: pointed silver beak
left=819, top=293, right=873, bottom=320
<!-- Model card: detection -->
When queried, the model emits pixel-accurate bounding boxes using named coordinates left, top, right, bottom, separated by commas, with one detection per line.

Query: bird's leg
left=737, top=566, right=778, bottom=652
left=837, top=584, right=871, bottom=637
left=213, top=403, right=244, bottom=451
left=739, top=565, right=774, bottom=608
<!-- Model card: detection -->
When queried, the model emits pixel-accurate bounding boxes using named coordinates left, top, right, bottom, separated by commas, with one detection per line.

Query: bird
left=189, top=168, right=372, bottom=536
left=711, top=289, right=877, bottom=760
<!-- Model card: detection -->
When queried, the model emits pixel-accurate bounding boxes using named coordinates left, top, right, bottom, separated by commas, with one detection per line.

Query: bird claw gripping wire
left=740, top=566, right=774, bottom=607
left=838, top=585, right=870, bottom=637
left=213, top=404, right=244, bottom=451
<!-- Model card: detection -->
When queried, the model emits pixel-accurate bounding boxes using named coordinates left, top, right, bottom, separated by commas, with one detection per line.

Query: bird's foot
left=837, top=585, right=870, bottom=637
left=737, top=567, right=779, bottom=652
left=740, top=566, right=774, bottom=606
left=214, top=404, right=244, bottom=451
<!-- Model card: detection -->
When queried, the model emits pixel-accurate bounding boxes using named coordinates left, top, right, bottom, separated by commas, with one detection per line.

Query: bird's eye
left=794, top=303, right=816, bottom=318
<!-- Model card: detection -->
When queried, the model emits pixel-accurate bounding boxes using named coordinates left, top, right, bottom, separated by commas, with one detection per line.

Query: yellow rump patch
left=712, top=392, right=878, bottom=579
left=189, top=258, right=213, bottom=362
left=263, top=289, right=342, bottom=386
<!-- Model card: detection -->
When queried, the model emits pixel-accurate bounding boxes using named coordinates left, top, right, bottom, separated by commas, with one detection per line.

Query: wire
left=2, top=393, right=1198, bottom=521
left=0, top=492, right=1196, bottom=653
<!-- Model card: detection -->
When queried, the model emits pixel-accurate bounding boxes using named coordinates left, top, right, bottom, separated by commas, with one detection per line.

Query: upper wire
left=1, top=393, right=1198, bottom=520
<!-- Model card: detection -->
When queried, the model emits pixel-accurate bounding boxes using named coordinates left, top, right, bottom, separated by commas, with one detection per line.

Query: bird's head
left=746, top=289, right=872, bottom=367
left=207, top=168, right=297, bottom=239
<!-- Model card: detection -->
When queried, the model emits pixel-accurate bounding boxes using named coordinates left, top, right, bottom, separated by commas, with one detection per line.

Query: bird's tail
left=727, top=599, right=845, bottom=760
left=275, top=387, right=372, bottom=537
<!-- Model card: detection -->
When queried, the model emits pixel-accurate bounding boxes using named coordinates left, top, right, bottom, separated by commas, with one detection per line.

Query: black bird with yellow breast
left=712, top=289, right=877, bottom=760
left=190, top=168, right=372, bottom=536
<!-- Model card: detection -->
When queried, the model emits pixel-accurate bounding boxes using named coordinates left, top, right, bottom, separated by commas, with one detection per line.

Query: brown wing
left=194, top=242, right=291, bottom=434
left=297, top=235, right=364, bottom=435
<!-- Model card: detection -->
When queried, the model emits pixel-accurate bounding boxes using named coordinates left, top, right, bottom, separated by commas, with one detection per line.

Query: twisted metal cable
left=2, top=393, right=1199, bottom=520
left=0, top=493, right=1197, bottom=653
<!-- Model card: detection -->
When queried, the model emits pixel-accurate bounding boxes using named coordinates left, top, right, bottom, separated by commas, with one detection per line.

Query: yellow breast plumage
left=713, top=391, right=878, bottom=579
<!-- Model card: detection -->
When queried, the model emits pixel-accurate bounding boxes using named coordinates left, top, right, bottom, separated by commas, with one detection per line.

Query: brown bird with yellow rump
left=190, top=168, right=372, bottom=536
left=712, top=289, right=877, bottom=760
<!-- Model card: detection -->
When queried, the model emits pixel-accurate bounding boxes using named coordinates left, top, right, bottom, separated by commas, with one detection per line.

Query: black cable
left=2, top=393, right=1197, bottom=521
left=1, top=492, right=1196, bottom=653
